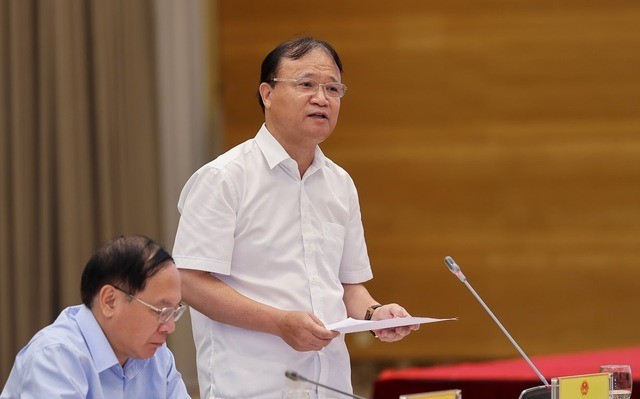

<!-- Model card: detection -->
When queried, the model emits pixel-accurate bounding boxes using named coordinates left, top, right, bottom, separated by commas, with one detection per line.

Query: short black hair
left=257, top=37, right=343, bottom=113
left=80, top=235, right=174, bottom=308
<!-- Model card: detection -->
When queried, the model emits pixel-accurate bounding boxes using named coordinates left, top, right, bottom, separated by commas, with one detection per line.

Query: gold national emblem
left=580, top=380, right=589, bottom=396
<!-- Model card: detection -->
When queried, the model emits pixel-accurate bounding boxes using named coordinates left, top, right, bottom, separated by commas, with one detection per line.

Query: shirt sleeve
left=339, top=176, right=374, bottom=284
left=173, top=166, right=239, bottom=275
left=6, top=344, right=90, bottom=399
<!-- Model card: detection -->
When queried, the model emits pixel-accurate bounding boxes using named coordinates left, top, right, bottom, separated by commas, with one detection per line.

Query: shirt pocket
left=321, top=221, right=346, bottom=274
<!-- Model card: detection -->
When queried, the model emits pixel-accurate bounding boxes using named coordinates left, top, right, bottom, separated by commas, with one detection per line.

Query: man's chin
left=305, top=125, right=334, bottom=142
left=138, top=343, right=163, bottom=359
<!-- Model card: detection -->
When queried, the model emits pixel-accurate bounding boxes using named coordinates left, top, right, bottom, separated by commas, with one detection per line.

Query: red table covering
left=373, top=346, right=640, bottom=399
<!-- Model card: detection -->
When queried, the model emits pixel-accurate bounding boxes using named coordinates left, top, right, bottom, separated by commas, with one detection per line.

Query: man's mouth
left=308, top=112, right=328, bottom=119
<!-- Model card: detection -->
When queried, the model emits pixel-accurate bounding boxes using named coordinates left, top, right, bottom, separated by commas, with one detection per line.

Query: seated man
left=1, top=235, right=190, bottom=398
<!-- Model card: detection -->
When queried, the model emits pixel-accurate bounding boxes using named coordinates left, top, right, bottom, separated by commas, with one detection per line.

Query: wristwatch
left=364, top=304, right=382, bottom=321
left=365, top=304, right=382, bottom=337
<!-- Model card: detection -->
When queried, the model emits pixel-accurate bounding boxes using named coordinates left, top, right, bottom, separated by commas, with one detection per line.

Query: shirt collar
left=256, top=124, right=326, bottom=170
left=75, top=305, right=121, bottom=373
left=310, top=146, right=327, bottom=171
left=76, top=305, right=151, bottom=379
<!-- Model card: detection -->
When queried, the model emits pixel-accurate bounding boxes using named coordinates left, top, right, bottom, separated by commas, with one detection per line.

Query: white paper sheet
left=325, top=316, right=457, bottom=334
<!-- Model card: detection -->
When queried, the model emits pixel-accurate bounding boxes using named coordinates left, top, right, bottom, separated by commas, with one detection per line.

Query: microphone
left=444, top=256, right=551, bottom=399
left=285, top=370, right=368, bottom=399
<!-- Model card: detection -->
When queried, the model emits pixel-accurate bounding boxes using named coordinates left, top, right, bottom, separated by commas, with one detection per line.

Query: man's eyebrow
left=159, top=298, right=182, bottom=307
left=297, top=72, right=339, bottom=82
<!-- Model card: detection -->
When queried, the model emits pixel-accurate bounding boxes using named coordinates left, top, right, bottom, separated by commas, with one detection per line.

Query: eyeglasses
left=272, top=77, right=347, bottom=98
left=113, top=286, right=187, bottom=324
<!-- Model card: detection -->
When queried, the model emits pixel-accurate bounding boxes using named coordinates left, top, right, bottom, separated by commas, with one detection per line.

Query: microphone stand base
left=519, top=385, right=551, bottom=399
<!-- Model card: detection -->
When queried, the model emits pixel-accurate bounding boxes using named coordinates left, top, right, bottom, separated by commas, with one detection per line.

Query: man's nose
left=159, top=317, right=176, bottom=334
left=310, top=85, right=329, bottom=104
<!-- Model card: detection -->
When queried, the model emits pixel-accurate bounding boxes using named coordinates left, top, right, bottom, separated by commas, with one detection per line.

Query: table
left=373, top=346, right=640, bottom=399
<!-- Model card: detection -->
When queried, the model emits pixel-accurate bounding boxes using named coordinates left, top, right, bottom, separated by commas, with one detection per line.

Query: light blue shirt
left=1, top=305, right=190, bottom=399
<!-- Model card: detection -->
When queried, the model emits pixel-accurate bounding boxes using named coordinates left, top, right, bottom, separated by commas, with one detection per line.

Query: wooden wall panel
left=216, top=1, right=640, bottom=362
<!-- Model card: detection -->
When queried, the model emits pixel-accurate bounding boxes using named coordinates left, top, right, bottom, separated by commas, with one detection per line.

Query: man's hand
left=371, top=303, right=420, bottom=342
left=276, top=311, right=339, bottom=351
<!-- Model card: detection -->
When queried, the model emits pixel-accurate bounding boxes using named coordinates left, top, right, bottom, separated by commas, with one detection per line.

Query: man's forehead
left=277, top=50, right=341, bottom=79
left=137, top=264, right=181, bottom=306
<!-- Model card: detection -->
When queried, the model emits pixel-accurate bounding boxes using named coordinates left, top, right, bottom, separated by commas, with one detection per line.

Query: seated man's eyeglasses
left=113, top=285, right=187, bottom=324
left=272, top=77, right=347, bottom=98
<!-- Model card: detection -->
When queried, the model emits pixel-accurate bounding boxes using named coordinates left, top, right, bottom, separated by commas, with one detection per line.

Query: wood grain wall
left=215, top=0, right=640, bottom=362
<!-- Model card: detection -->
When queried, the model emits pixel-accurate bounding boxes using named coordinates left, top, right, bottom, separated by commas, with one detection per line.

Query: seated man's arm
left=180, top=269, right=338, bottom=352
left=2, top=344, right=89, bottom=399
left=165, top=350, right=190, bottom=399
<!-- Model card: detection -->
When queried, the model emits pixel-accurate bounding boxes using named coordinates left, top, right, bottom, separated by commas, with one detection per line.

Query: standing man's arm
left=180, top=269, right=338, bottom=352
left=342, top=283, right=418, bottom=342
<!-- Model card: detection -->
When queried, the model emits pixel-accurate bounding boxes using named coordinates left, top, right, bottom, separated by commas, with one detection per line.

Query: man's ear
left=97, top=285, right=118, bottom=318
left=259, top=82, right=273, bottom=110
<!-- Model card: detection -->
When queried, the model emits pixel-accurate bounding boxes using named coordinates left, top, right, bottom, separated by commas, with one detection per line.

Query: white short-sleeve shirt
left=173, top=125, right=373, bottom=399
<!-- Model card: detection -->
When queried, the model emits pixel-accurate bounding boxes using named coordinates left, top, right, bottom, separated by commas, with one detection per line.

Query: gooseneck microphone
left=444, top=256, right=550, bottom=389
left=285, top=370, right=368, bottom=399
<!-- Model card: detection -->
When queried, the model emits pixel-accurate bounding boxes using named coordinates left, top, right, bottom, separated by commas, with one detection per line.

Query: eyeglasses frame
left=112, top=285, right=187, bottom=324
left=271, top=77, right=347, bottom=98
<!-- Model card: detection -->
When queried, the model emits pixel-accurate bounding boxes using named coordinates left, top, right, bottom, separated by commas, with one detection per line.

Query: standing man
left=174, top=37, right=417, bottom=399
left=1, top=235, right=190, bottom=399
